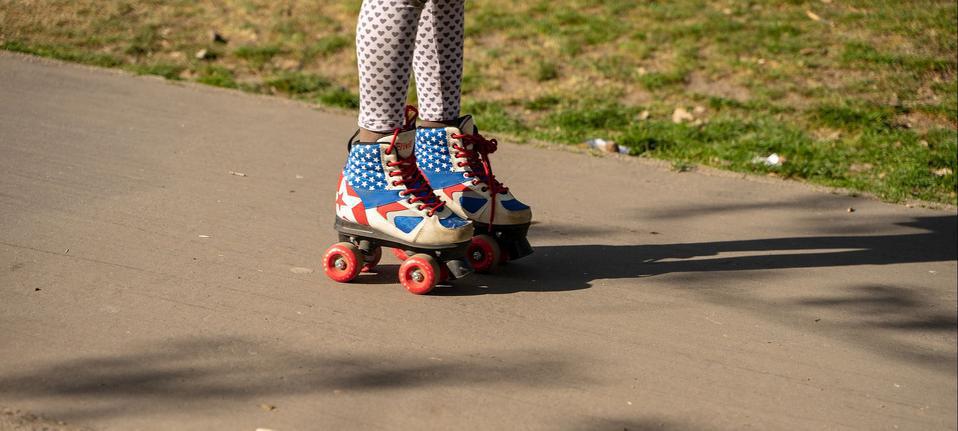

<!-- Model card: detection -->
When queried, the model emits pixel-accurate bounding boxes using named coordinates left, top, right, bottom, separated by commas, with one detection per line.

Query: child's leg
left=356, top=0, right=424, bottom=140
left=410, top=1, right=533, bottom=271
left=412, top=0, right=465, bottom=128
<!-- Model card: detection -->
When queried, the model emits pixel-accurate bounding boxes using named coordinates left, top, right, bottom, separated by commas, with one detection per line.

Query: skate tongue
left=456, top=115, right=478, bottom=136
left=378, top=129, right=416, bottom=158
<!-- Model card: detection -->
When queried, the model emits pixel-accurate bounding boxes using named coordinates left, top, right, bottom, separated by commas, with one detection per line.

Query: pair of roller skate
left=322, top=107, right=533, bottom=294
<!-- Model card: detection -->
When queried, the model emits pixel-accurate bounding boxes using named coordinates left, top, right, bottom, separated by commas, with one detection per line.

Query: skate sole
left=334, top=218, right=472, bottom=279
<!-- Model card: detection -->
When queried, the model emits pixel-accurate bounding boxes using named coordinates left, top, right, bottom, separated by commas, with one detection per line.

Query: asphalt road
left=1, top=52, right=956, bottom=431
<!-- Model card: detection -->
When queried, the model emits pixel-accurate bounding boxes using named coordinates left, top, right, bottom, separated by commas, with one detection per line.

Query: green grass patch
left=461, top=100, right=527, bottom=135
left=302, top=34, right=351, bottom=64
left=534, top=59, right=559, bottom=82
left=128, top=62, right=184, bottom=80
left=638, top=70, right=688, bottom=91
left=842, top=41, right=956, bottom=73
left=125, top=25, right=162, bottom=56
left=1, top=40, right=123, bottom=68
left=525, top=95, right=562, bottom=111
left=234, top=44, right=282, bottom=69
left=313, top=35, right=350, bottom=56
left=196, top=65, right=237, bottom=89
left=317, top=87, right=359, bottom=109
left=266, top=71, right=331, bottom=95
left=460, top=68, right=484, bottom=95
left=536, top=101, right=637, bottom=143
left=811, top=102, right=897, bottom=131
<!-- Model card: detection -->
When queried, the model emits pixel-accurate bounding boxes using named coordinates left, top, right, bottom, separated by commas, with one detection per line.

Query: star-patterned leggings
left=356, top=0, right=465, bottom=132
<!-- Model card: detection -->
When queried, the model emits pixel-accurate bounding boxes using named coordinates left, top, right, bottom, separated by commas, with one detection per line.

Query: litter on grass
left=585, top=138, right=618, bottom=153
left=585, top=138, right=630, bottom=155
left=752, top=153, right=784, bottom=167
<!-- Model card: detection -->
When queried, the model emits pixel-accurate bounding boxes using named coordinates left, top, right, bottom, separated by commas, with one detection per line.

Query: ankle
left=418, top=118, right=459, bottom=129
left=358, top=128, right=392, bottom=142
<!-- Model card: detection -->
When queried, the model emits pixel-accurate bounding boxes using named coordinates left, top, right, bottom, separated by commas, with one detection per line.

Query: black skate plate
left=473, top=221, right=534, bottom=261
left=334, top=218, right=473, bottom=279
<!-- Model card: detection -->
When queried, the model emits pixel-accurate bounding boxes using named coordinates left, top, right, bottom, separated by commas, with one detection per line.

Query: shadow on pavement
left=557, top=416, right=688, bottom=431
left=443, top=215, right=955, bottom=294
left=441, top=215, right=957, bottom=370
left=0, top=338, right=588, bottom=422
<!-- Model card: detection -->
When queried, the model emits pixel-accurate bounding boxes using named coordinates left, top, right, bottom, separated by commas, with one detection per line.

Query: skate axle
left=411, top=270, right=424, bottom=282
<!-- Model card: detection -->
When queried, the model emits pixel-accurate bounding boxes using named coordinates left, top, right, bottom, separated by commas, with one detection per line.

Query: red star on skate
left=335, top=176, right=369, bottom=225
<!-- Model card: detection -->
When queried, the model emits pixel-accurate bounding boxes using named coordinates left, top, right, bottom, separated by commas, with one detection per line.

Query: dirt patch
left=686, top=70, right=751, bottom=102
left=897, top=111, right=958, bottom=133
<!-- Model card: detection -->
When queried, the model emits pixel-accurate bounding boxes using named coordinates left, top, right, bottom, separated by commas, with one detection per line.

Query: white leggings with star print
left=356, top=0, right=465, bottom=132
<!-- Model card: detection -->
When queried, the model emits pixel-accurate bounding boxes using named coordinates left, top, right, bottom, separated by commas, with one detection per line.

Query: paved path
left=1, top=52, right=955, bottom=431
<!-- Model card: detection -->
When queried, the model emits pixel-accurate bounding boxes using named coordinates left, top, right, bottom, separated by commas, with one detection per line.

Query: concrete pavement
left=1, top=52, right=956, bottom=430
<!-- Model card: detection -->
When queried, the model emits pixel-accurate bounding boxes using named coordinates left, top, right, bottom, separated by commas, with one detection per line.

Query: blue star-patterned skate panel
left=344, top=144, right=388, bottom=191
left=415, top=128, right=454, bottom=174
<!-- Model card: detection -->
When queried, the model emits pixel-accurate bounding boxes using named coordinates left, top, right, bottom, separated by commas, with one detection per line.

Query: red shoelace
left=383, top=106, right=446, bottom=217
left=451, top=131, right=509, bottom=227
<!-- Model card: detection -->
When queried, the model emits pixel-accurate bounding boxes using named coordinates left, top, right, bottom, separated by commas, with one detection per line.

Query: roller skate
left=323, top=108, right=474, bottom=295
left=412, top=115, right=533, bottom=273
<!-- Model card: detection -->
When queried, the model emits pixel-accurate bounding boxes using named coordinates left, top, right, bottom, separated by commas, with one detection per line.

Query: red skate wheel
left=398, top=253, right=440, bottom=295
left=391, top=247, right=411, bottom=262
left=323, top=242, right=361, bottom=283
left=361, top=246, right=382, bottom=273
left=467, top=234, right=501, bottom=273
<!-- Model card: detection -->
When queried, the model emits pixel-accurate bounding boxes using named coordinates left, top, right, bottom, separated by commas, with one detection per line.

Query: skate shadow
left=435, top=215, right=956, bottom=295
left=434, top=215, right=957, bottom=371
left=352, top=264, right=405, bottom=284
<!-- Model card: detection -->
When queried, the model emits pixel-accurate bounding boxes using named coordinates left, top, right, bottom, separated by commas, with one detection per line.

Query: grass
left=266, top=71, right=331, bottom=95
left=1, top=40, right=123, bottom=68
left=234, top=44, right=282, bottom=69
left=130, top=62, right=185, bottom=80
left=1, top=0, right=956, bottom=204
left=196, top=65, right=237, bottom=89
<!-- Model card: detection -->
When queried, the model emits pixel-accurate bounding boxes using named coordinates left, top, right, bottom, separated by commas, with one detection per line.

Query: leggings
left=356, top=0, right=465, bottom=131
